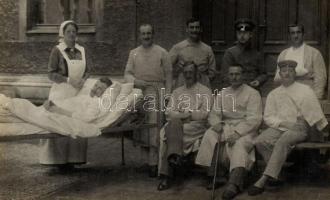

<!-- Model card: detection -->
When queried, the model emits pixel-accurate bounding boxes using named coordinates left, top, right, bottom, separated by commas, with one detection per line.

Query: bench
left=293, top=100, right=330, bottom=152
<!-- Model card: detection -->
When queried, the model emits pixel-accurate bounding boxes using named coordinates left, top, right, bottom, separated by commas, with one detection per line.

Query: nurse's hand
left=76, top=79, right=85, bottom=89
left=43, top=100, right=50, bottom=110
left=69, top=78, right=84, bottom=89
left=43, top=100, right=54, bottom=110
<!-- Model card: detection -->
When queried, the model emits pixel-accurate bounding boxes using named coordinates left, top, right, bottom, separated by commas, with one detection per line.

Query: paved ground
left=1, top=137, right=330, bottom=200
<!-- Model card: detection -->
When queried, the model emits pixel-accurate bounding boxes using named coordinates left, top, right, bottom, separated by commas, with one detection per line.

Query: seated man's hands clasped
left=227, top=131, right=241, bottom=147
left=212, top=122, right=223, bottom=133
left=177, top=108, right=192, bottom=123
left=212, top=122, right=240, bottom=146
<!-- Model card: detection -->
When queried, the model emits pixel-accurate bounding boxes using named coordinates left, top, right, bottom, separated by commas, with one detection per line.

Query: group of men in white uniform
left=119, top=15, right=329, bottom=200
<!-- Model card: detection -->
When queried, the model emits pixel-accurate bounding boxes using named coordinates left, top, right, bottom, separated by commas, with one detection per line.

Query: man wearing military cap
left=274, top=24, right=327, bottom=99
left=248, top=59, right=328, bottom=196
left=221, top=18, right=267, bottom=89
left=235, top=18, right=256, bottom=32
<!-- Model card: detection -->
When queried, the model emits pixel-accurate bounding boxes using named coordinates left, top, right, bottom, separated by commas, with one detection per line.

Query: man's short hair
left=186, top=17, right=201, bottom=26
left=228, top=63, right=245, bottom=72
left=99, top=77, right=113, bottom=87
left=139, top=23, right=154, bottom=34
left=288, top=23, right=304, bottom=33
left=183, top=61, right=198, bottom=81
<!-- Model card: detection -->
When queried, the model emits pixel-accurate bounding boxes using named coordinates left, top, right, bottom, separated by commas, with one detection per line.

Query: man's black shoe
left=267, top=177, right=284, bottom=187
left=168, top=154, right=183, bottom=168
left=157, top=177, right=170, bottom=191
left=222, top=184, right=239, bottom=200
left=248, top=185, right=265, bottom=196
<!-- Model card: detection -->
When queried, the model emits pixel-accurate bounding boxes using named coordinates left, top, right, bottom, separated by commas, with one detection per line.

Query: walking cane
left=211, top=125, right=225, bottom=200
left=211, top=89, right=226, bottom=200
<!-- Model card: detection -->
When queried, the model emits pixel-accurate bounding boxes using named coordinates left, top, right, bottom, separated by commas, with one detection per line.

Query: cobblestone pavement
left=1, top=137, right=330, bottom=200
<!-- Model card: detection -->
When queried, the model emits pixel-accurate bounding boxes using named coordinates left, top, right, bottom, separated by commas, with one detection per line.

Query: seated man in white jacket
left=195, top=64, right=262, bottom=200
left=43, top=77, right=113, bottom=123
left=248, top=60, right=328, bottom=196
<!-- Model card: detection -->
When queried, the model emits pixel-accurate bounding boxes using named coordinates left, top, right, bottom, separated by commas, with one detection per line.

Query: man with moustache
left=157, top=62, right=212, bottom=190
left=125, top=24, right=172, bottom=177
left=169, top=18, right=216, bottom=89
left=274, top=24, right=327, bottom=177
left=195, top=64, right=262, bottom=200
left=274, top=24, right=326, bottom=99
left=221, top=18, right=267, bottom=89
left=248, top=60, right=328, bottom=196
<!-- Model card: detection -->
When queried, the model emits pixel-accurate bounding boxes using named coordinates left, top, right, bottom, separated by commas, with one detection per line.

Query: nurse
left=39, top=20, right=92, bottom=174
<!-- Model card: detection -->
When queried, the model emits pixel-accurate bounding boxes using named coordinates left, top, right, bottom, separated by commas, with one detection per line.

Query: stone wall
left=0, top=0, right=19, bottom=41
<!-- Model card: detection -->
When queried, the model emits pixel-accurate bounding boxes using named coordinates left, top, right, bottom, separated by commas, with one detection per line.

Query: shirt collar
left=184, top=82, right=199, bottom=90
left=228, top=83, right=245, bottom=94
left=280, top=81, right=297, bottom=90
left=291, top=42, right=305, bottom=51
left=237, top=42, right=252, bottom=50
left=185, top=39, right=201, bottom=47
left=59, top=42, right=79, bottom=51
left=139, top=44, right=155, bottom=50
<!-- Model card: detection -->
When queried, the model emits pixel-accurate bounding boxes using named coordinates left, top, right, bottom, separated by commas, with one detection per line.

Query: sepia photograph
left=0, top=0, right=330, bottom=199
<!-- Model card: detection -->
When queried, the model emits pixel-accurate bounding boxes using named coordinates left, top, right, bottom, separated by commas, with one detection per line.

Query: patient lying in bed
left=0, top=77, right=141, bottom=138
left=43, top=77, right=113, bottom=123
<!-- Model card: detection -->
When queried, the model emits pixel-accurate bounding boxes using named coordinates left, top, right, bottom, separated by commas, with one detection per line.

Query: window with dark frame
left=27, top=0, right=96, bottom=34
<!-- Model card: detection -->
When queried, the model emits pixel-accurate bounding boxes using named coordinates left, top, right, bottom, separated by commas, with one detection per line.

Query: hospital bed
left=0, top=80, right=162, bottom=166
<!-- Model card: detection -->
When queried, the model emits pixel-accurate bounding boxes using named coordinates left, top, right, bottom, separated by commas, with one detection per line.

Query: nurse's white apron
left=39, top=43, right=88, bottom=165
left=48, top=43, right=86, bottom=100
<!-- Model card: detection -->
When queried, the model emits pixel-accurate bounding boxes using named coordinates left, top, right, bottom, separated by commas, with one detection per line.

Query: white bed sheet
left=0, top=79, right=143, bottom=138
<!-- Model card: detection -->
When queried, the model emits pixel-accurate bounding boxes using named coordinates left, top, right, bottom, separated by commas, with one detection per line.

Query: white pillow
left=77, top=78, right=120, bottom=97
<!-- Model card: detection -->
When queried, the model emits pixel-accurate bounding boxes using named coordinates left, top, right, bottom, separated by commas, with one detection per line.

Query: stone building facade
left=0, top=0, right=192, bottom=101
left=1, top=0, right=330, bottom=100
